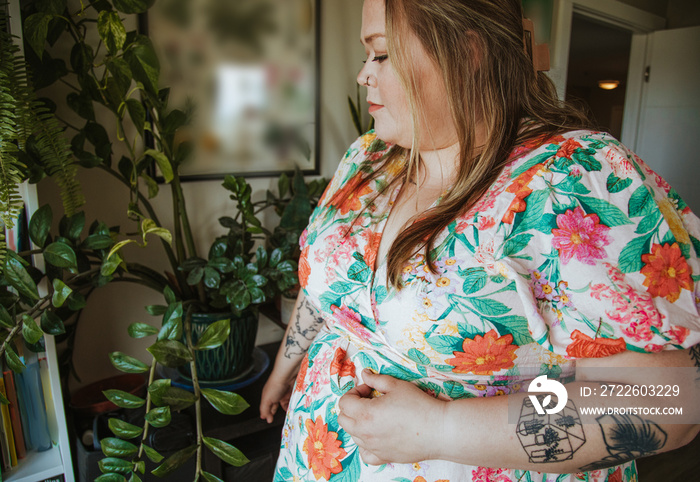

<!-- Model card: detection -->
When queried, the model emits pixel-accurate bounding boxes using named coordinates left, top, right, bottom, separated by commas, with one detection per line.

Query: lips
left=368, top=102, right=383, bottom=114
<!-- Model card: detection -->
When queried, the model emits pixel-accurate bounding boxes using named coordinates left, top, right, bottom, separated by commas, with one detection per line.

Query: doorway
left=565, top=13, right=632, bottom=140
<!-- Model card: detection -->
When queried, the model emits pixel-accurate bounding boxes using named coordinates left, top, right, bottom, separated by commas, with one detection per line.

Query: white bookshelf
left=4, top=0, right=77, bottom=470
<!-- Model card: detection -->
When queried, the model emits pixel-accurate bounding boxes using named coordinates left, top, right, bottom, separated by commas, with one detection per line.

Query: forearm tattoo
left=690, top=343, right=700, bottom=369
left=517, top=395, right=586, bottom=463
left=579, top=414, right=667, bottom=471
left=283, top=298, right=325, bottom=359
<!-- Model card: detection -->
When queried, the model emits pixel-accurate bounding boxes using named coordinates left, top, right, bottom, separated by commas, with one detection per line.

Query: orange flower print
left=330, top=348, right=356, bottom=378
left=447, top=329, right=518, bottom=375
left=566, top=330, right=627, bottom=358
left=556, top=138, right=582, bottom=159
left=502, top=163, right=544, bottom=224
left=608, top=467, right=622, bottom=482
left=298, top=246, right=311, bottom=289
left=303, top=416, right=347, bottom=480
left=295, top=354, right=309, bottom=393
left=327, top=173, right=373, bottom=216
left=640, top=243, right=693, bottom=303
left=363, top=230, right=382, bottom=270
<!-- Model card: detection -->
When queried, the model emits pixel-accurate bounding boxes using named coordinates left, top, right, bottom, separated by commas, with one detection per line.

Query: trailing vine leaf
left=145, top=406, right=171, bottom=428
left=151, top=444, right=196, bottom=477
left=95, top=474, right=127, bottom=482
left=147, top=340, right=191, bottom=367
left=5, top=345, right=25, bottom=373
left=142, top=444, right=164, bottom=463
left=109, top=351, right=149, bottom=373
left=22, top=314, right=43, bottom=344
left=201, top=388, right=249, bottom=415
left=98, top=457, right=133, bottom=475
left=51, top=278, right=73, bottom=307
left=127, top=322, right=158, bottom=338
left=103, top=389, right=146, bottom=409
left=203, top=437, right=249, bottom=467
left=107, top=418, right=143, bottom=439
left=100, top=437, right=138, bottom=457
left=194, top=318, right=230, bottom=350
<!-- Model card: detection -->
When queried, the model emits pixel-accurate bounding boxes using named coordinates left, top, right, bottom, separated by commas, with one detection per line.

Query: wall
left=37, top=0, right=366, bottom=393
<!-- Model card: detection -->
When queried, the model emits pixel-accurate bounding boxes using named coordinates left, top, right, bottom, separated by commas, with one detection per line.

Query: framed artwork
left=143, top=0, right=320, bottom=180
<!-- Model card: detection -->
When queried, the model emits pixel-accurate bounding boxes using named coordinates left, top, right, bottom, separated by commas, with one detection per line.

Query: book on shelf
left=0, top=378, right=16, bottom=467
left=16, top=353, right=52, bottom=454
left=2, top=371, right=25, bottom=461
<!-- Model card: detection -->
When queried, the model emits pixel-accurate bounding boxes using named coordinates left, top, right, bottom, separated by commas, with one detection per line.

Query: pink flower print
left=606, top=148, right=636, bottom=179
left=472, top=466, right=513, bottom=482
left=622, top=320, right=654, bottom=342
left=478, top=215, right=496, bottom=230
left=645, top=343, right=665, bottom=353
left=455, top=220, right=470, bottom=233
left=308, top=349, right=333, bottom=398
left=331, top=304, right=373, bottom=344
left=474, top=239, right=497, bottom=273
left=568, top=165, right=582, bottom=178
left=552, top=207, right=611, bottom=265
left=668, top=325, right=689, bottom=344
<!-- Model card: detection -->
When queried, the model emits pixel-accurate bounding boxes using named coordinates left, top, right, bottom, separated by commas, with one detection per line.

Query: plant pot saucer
left=155, top=347, right=270, bottom=393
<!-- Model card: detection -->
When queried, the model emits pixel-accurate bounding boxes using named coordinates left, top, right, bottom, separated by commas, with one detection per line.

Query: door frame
left=548, top=0, right=665, bottom=148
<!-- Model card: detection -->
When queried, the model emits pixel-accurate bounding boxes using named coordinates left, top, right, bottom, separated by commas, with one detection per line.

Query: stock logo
left=528, top=375, right=568, bottom=415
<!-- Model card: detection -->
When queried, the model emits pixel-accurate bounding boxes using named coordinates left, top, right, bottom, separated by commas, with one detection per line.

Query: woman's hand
left=259, top=371, right=295, bottom=423
left=338, top=369, right=446, bottom=465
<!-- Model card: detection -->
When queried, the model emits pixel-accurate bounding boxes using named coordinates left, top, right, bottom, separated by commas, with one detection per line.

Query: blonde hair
left=360, top=0, right=592, bottom=287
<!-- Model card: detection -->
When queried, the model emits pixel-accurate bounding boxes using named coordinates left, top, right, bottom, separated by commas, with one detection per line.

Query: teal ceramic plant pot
left=178, top=310, right=259, bottom=383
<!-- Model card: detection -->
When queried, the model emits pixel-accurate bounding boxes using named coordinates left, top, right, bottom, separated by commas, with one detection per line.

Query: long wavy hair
left=356, top=0, right=593, bottom=288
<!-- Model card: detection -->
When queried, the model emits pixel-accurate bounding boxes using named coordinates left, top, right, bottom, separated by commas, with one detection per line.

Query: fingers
left=358, top=447, right=385, bottom=466
left=361, top=369, right=395, bottom=392
left=259, top=401, right=278, bottom=424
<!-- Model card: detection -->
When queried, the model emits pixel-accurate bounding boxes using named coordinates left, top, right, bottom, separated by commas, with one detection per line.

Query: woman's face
left=357, top=0, right=457, bottom=150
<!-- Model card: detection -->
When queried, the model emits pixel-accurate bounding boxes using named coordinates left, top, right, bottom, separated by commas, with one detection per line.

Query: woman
left=260, top=0, right=700, bottom=480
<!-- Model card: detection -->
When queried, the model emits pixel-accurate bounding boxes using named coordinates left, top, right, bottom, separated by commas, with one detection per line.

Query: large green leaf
left=147, top=378, right=171, bottom=406
left=200, top=471, right=224, bottom=482
left=5, top=345, right=25, bottom=373
left=195, top=319, right=230, bottom=351
left=124, top=36, right=160, bottom=95
left=109, top=351, right=149, bottom=374
left=157, top=303, right=182, bottom=341
left=618, top=235, right=652, bottom=273
left=126, top=99, right=145, bottom=135
left=108, top=418, right=143, bottom=439
left=158, top=386, right=197, bottom=411
left=98, top=11, right=126, bottom=55
left=151, top=444, right=197, bottom=477
left=22, top=314, right=43, bottom=345
left=41, top=310, right=66, bottom=335
left=203, top=437, right=249, bottom=467
left=51, top=278, right=72, bottom=307
left=201, top=388, right=249, bottom=415
left=128, top=322, right=158, bottom=338
left=0, top=306, right=14, bottom=329
left=142, top=444, right=164, bottom=463
left=100, top=437, right=138, bottom=457
left=44, top=242, right=78, bottom=269
left=145, top=406, right=171, bottom=428
left=147, top=340, right=192, bottom=367
left=577, top=196, right=633, bottom=227
left=95, top=474, right=127, bottom=482
left=103, top=389, right=146, bottom=409
left=29, top=204, right=52, bottom=247
left=98, top=457, right=133, bottom=475
left=4, top=254, right=39, bottom=300
left=24, top=13, right=52, bottom=59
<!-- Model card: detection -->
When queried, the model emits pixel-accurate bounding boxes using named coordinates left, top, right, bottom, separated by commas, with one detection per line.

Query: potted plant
left=265, top=168, right=328, bottom=323
left=1, top=0, right=297, bottom=479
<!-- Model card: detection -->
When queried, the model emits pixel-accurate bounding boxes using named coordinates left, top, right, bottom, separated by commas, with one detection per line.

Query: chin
left=372, top=123, right=411, bottom=148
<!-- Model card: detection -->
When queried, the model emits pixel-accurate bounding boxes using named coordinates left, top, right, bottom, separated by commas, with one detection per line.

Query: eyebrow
left=361, top=33, right=386, bottom=45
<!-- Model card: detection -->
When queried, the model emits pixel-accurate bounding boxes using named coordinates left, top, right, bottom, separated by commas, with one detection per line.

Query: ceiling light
left=598, top=80, right=619, bottom=90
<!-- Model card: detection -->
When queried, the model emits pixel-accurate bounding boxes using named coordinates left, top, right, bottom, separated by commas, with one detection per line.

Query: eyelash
left=362, top=54, right=388, bottom=64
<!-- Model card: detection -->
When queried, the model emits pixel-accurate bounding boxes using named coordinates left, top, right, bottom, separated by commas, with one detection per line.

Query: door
left=634, top=26, right=700, bottom=211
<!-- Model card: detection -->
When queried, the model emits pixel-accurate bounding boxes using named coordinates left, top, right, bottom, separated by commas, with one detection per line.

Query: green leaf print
left=329, top=281, right=357, bottom=294
left=572, top=149, right=602, bottom=171
left=552, top=201, right=578, bottom=215
left=502, top=233, right=534, bottom=257
left=356, top=352, right=378, bottom=372
left=691, top=235, right=700, bottom=256
left=606, top=173, right=633, bottom=193
left=380, top=364, right=422, bottom=381
left=513, top=189, right=550, bottom=234
left=426, top=335, right=464, bottom=355
left=466, top=297, right=511, bottom=316
left=442, top=380, right=466, bottom=399
left=535, top=213, right=558, bottom=234
left=635, top=209, right=662, bottom=234
left=277, top=467, right=294, bottom=481
left=458, top=322, right=483, bottom=339
left=460, top=267, right=488, bottom=295
left=488, top=315, right=534, bottom=346
left=374, top=284, right=389, bottom=304
left=347, top=261, right=371, bottom=283
left=407, top=348, right=431, bottom=365
left=318, top=292, right=342, bottom=312
left=577, top=196, right=633, bottom=227
left=661, top=229, right=676, bottom=246
left=628, top=185, right=655, bottom=218
left=618, top=235, right=652, bottom=273
left=510, top=152, right=553, bottom=178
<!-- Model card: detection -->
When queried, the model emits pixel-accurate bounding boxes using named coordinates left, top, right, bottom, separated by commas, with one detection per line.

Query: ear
left=522, top=17, right=550, bottom=72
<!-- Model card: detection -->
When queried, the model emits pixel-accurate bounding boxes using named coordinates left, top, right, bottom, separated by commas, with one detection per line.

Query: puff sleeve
left=501, top=131, right=700, bottom=358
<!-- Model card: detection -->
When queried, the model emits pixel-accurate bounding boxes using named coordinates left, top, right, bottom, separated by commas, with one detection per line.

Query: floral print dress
left=273, top=130, right=700, bottom=482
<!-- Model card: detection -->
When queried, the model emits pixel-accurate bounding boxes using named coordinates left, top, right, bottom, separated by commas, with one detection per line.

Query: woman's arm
left=338, top=347, right=700, bottom=472
left=260, top=291, right=326, bottom=423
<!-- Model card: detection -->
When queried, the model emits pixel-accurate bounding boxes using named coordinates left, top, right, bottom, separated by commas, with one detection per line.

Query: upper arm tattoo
left=283, top=297, right=325, bottom=359
left=689, top=343, right=700, bottom=368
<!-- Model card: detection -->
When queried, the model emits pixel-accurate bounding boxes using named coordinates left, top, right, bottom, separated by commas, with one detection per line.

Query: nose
left=356, top=63, right=376, bottom=88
